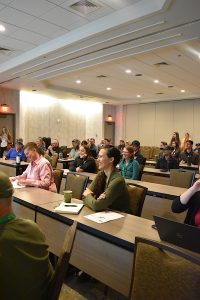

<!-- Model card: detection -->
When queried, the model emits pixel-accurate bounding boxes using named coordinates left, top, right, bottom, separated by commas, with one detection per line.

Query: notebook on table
left=54, top=202, right=84, bottom=215
left=153, top=215, right=200, bottom=253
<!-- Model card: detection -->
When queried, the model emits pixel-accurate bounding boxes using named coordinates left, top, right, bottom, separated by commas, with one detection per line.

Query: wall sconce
left=1, top=104, right=9, bottom=113
left=106, top=114, right=113, bottom=123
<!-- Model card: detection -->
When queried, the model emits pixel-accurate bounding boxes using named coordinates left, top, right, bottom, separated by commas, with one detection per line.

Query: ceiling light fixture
left=106, top=87, right=111, bottom=91
left=0, top=24, right=5, bottom=32
left=76, top=80, right=82, bottom=84
left=180, top=89, right=185, bottom=93
left=1, top=104, right=9, bottom=113
left=154, top=79, right=159, bottom=83
left=137, top=95, right=141, bottom=98
left=125, top=69, right=132, bottom=74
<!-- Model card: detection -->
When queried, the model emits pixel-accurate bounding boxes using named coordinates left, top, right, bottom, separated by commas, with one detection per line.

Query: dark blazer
left=171, top=192, right=200, bottom=226
left=69, top=156, right=97, bottom=173
left=155, top=156, right=179, bottom=170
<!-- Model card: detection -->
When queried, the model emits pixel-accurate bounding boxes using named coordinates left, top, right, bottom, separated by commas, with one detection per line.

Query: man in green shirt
left=0, top=171, right=53, bottom=300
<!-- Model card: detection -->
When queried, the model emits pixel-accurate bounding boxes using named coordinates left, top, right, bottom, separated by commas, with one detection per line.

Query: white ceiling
left=0, top=0, right=200, bottom=104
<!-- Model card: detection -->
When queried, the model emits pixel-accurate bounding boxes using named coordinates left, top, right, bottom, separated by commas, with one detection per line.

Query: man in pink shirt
left=10, top=142, right=57, bottom=192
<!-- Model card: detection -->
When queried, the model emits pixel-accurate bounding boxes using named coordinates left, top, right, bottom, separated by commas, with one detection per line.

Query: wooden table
left=0, top=158, right=28, bottom=176
left=146, top=160, right=199, bottom=171
left=58, top=158, right=74, bottom=168
left=12, top=187, right=159, bottom=297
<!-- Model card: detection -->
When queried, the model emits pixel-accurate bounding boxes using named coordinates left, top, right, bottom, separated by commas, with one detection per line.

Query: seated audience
left=119, top=146, right=140, bottom=180
left=132, top=140, right=145, bottom=165
left=88, top=138, right=98, bottom=158
left=171, top=141, right=181, bottom=159
left=83, top=145, right=130, bottom=212
left=46, top=138, right=61, bottom=157
left=181, top=132, right=190, bottom=151
left=104, top=138, right=111, bottom=145
left=194, top=143, right=200, bottom=155
left=10, top=142, right=56, bottom=192
left=155, top=145, right=179, bottom=170
left=169, top=131, right=181, bottom=147
left=36, top=137, right=46, bottom=154
left=68, top=139, right=80, bottom=159
left=172, top=175, right=200, bottom=226
left=69, top=145, right=97, bottom=173
left=5, top=138, right=26, bottom=161
left=159, top=141, right=168, bottom=159
left=0, top=171, right=53, bottom=299
left=81, top=140, right=88, bottom=146
left=179, top=140, right=199, bottom=165
left=125, top=141, right=131, bottom=147
left=118, top=140, right=125, bottom=153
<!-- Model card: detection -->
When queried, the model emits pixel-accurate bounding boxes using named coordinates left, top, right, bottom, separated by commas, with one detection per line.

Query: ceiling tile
left=0, top=3, right=4, bottom=10
left=85, top=6, right=114, bottom=21
left=25, top=19, right=65, bottom=37
left=0, top=35, right=34, bottom=50
left=0, top=7, right=35, bottom=26
left=9, top=0, right=56, bottom=17
left=0, top=0, right=13, bottom=4
left=10, top=28, right=45, bottom=43
left=40, top=6, right=87, bottom=28
left=0, top=21, right=18, bottom=35
left=99, top=0, right=140, bottom=10
left=48, top=28, right=68, bottom=38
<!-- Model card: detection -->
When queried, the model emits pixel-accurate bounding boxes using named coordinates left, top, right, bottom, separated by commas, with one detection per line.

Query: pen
left=64, top=204, right=77, bottom=207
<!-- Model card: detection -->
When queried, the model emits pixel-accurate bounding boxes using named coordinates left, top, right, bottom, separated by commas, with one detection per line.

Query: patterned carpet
left=59, top=273, right=128, bottom=300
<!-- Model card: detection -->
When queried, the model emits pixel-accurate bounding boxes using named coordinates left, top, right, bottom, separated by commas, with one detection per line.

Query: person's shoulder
left=110, top=170, right=125, bottom=181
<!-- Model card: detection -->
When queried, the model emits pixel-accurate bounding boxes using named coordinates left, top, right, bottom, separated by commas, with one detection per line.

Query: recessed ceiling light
left=0, top=24, right=5, bottom=32
left=153, top=79, right=159, bottom=83
left=137, top=94, right=141, bottom=98
left=76, top=80, right=82, bottom=84
left=198, top=55, right=200, bottom=59
left=125, top=69, right=132, bottom=74
left=106, top=87, right=111, bottom=91
left=180, top=89, right=185, bottom=93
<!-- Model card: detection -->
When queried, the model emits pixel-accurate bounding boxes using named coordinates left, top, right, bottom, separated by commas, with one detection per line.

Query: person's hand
left=18, top=179, right=28, bottom=186
left=97, top=192, right=106, bottom=200
left=191, top=179, right=200, bottom=192
left=83, top=188, right=93, bottom=197
left=76, top=167, right=82, bottom=172
left=9, top=177, right=16, bottom=181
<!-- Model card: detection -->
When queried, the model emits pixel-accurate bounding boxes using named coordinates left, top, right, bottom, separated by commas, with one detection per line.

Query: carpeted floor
left=59, top=273, right=128, bottom=300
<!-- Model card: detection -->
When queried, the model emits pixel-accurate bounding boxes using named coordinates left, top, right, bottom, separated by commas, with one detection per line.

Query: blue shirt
left=119, top=159, right=140, bottom=180
left=6, top=148, right=26, bottom=161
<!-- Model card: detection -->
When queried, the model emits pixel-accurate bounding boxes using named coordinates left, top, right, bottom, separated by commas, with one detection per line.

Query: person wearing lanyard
left=0, top=171, right=53, bottom=300
left=119, top=146, right=140, bottom=180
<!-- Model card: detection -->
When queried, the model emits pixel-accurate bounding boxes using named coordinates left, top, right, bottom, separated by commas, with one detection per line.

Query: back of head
left=0, top=171, right=13, bottom=199
left=132, top=140, right=140, bottom=148
left=102, top=145, right=121, bottom=166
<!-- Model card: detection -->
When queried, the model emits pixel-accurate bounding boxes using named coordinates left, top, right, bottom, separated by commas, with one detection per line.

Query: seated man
left=68, top=139, right=80, bottom=159
left=179, top=140, right=199, bottom=165
left=10, top=142, right=57, bottom=192
left=0, top=171, right=54, bottom=300
left=46, top=138, right=61, bottom=157
left=88, top=138, right=98, bottom=158
left=5, top=138, right=26, bottom=161
left=132, top=140, right=145, bottom=165
left=156, top=145, right=179, bottom=170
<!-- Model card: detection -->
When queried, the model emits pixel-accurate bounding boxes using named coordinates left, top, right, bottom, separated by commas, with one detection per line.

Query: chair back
left=138, top=159, right=146, bottom=181
left=129, top=237, right=200, bottom=300
left=170, top=169, right=195, bottom=188
left=44, top=153, right=52, bottom=163
left=127, top=184, right=147, bottom=216
left=65, top=172, right=89, bottom=199
left=53, top=169, right=63, bottom=193
left=47, top=221, right=77, bottom=300
left=51, top=153, right=59, bottom=169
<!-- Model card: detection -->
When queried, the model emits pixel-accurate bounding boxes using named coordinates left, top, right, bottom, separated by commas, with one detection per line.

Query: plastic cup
left=63, top=190, right=72, bottom=203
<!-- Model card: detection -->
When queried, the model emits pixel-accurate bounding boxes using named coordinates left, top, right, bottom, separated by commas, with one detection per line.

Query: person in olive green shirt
left=0, top=171, right=53, bottom=300
left=83, top=145, right=130, bottom=212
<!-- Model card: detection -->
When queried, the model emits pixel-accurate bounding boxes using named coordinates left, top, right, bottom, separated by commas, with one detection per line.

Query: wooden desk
left=36, top=201, right=159, bottom=297
left=146, top=160, right=199, bottom=171
left=0, top=158, right=28, bottom=176
left=58, top=158, right=74, bottom=169
left=63, top=169, right=97, bottom=181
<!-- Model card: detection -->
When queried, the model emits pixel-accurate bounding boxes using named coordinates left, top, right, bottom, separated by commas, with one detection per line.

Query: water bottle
left=16, top=154, right=21, bottom=165
left=59, top=152, right=63, bottom=159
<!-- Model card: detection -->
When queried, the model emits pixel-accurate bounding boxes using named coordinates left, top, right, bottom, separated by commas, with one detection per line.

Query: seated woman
left=10, top=142, right=56, bottom=192
left=119, top=146, right=140, bottom=180
left=69, top=145, right=97, bottom=173
left=5, top=138, right=26, bottom=161
left=171, top=176, right=200, bottom=227
left=83, top=145, right=130, bottom=212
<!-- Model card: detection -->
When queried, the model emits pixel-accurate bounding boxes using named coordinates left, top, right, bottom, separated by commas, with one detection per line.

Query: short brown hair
left=24, top=142, right=41, bottom=154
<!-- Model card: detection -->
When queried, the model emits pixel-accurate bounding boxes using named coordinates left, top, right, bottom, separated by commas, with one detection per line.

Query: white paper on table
left=84, top=211, right=124, bottom=224
left=12, top=180, right=26, bottom=189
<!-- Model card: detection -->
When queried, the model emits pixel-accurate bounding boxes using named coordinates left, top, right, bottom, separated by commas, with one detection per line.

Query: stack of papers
left=54, top=202, right=84, bottom=214
left=84, top=211, right=124, bottom=224
left=12, top=181, right=26, bottom=189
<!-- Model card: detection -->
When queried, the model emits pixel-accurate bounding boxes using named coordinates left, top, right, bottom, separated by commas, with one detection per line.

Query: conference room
left=0, top=0, right=200, bottom=299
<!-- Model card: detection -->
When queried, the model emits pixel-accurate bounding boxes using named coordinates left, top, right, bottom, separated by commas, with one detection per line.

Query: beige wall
left=19, top=91, right=103, bottom=146
left=124, top=99, right=200, bottom=146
